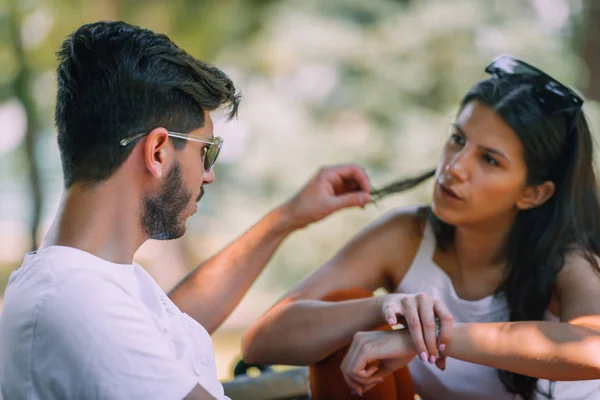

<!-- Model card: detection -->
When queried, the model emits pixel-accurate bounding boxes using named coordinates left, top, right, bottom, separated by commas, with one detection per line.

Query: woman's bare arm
left=242, top=208, right=423, bottom=365
left=342, top=252, right=600, bottom=394
left=442, top=252, right=600, bottom=380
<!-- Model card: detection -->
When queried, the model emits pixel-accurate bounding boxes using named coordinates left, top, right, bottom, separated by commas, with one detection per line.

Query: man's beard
left=141, top=161, right=195, bottom=240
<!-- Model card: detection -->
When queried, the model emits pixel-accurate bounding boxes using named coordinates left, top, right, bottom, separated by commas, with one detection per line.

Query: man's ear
left=143, top=127, right=170, bottom=179
left=516, top=180, right=555, bottom=210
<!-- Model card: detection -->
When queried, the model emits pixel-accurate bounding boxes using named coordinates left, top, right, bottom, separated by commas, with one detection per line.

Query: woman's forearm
left=446, top=321, right=600, bottom=380
left=242, top=296, right=384, bottom=365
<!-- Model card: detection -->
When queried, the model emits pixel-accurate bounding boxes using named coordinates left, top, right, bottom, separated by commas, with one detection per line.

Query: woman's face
left=432, top=100, right=531, bottom=227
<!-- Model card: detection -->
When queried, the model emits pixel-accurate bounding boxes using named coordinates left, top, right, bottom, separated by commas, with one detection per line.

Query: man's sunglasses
left=120, top=131, right=223, bottom=172
left=484, top=54, right=584, bottom=115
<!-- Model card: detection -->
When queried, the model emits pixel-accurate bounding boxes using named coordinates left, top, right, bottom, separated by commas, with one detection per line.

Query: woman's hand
left=380, top=292, right=453, bottom=369
left=341, top=330, right=416, bottom=396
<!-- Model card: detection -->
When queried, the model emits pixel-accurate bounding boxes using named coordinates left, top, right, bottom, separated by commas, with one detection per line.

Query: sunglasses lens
left=204, top=143, right=221, bottom=171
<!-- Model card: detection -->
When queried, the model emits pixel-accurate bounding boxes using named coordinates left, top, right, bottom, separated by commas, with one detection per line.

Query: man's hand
left=281, top=164, right=371, bottom=230
left=341, top=330, right=417, bottom=396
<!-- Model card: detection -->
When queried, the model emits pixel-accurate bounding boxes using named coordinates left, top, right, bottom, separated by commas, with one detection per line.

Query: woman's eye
left=483, top=154, right=499, bottom=166
left=449, top=134, right=465, bottom=146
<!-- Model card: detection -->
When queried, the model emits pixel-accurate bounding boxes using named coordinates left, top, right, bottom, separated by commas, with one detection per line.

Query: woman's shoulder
left=362, top=205, right=429, bottom=278
left=556, top=248, right=600, bottom=287
left=552, top=248, right=600, bottom=319
left=369, top=204, right=428, bottom=239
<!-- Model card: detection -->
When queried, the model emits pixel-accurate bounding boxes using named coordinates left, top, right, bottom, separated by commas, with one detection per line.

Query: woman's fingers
left=362, top=361, right=380, bottom=377
left=435, top=355, right=447, bottom=371
left=416, top=293, right=439, bottom=364
left=344, top=364, right=386, bottom=393
left=345, top=376, right=364, bottom=396
left=361, top=382, right=380, bottom=393
left=343, top=363, right=382, bottom=395
left=383, top=301, right=402, bottom=326
left=401, top=296, right=428, bottom=361
left=433, top=299, right=453, bottom=355
left=341, top=333, right=374, bottom=394
left=348, top=372, right=384, bottom=386
left=379, top=293, right=454, bottom=374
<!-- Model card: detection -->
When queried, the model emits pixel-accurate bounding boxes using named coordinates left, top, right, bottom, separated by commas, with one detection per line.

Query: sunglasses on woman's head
left=369, top=56, right=585, bottom=204
left=484, top=54, right=584, bottom=116
left=120, top=131, right=223, bottom=172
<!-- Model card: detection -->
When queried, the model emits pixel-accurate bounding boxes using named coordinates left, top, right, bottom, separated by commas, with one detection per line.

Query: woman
left=242, top=55, right=600, bottom=399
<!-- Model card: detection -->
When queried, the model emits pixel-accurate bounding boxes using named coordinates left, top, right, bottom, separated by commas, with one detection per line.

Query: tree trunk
left=582, top=0, right=600, bottom=102
left=9, top=3, right=43, bottom=251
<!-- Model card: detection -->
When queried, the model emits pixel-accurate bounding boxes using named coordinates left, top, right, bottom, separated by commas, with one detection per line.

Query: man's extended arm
left=169, top=205, right=294, bottom=334
left=168, top=165, right=371, bottom=334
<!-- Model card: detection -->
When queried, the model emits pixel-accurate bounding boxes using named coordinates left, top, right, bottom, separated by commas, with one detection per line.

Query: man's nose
left=203, top=168, right=216, bottom=185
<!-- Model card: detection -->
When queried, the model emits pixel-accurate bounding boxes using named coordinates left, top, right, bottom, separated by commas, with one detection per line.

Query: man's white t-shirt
left=0, top=245, right=229, bottom=400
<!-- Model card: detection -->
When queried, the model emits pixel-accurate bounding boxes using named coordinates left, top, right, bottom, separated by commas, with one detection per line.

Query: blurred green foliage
left=0, top=0, right=599, bottom=306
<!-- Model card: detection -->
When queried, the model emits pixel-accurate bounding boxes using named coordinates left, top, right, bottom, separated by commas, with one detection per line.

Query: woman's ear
left=143, top=127, right=170, bottom=179
left=516, top=181, right=555, bottom=210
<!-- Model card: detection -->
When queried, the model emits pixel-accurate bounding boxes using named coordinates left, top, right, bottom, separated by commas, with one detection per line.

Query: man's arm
left=168, top=165, right=371, bottom=334
left=169, top=206, right=294, bottom=334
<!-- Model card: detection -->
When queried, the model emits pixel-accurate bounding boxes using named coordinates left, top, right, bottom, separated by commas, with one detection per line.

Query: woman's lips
left=438, top=182, right=464, bottom=201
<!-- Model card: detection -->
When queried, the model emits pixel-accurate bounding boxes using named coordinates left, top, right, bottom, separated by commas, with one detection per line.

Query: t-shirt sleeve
left=32, top=270, right=199, bottom=400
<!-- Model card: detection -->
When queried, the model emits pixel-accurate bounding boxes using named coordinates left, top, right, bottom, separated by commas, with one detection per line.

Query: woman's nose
left=446, top=152, right=469, bottom=183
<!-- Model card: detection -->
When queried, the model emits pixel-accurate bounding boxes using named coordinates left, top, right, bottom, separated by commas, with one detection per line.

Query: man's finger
left=325, top=164, right=371, bottom=192
left=332, top=191, right=369, bottom=210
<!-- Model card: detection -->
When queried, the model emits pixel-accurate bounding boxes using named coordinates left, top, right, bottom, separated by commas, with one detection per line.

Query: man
left=0, top=21, right=371, bottom=400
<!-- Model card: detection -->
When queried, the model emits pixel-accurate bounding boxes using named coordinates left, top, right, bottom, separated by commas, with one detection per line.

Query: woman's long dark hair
left=376, top=77, right=600, bottom=399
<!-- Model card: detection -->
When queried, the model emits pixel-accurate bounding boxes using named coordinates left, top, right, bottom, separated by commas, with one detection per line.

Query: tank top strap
left=395, top=216, right=439, bottom=294
left=412, top=217, right=437, bottom=265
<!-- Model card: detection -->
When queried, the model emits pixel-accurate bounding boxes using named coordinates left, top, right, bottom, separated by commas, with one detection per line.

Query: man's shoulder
left=1, top=247, right=170, bottom=361
left=0, top=255, right=143, bottom=385
left=0, top=254, right=200, bottom=400
left=5, top=256, right=142, bottom=338
left=36, top=267, right=144, bottom=328
left=1, top=250, right=107, bottom=328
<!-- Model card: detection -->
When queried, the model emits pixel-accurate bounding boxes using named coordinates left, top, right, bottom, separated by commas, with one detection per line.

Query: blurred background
left=1, top=0, right=600, bottom=381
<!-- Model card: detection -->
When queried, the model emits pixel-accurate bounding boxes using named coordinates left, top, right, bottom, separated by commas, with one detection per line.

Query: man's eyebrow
left=452, top=123, right=511, bottom=163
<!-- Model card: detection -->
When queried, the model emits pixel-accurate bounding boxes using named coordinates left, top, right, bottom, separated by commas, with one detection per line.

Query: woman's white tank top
left=396, top=217, right=600, bottom=399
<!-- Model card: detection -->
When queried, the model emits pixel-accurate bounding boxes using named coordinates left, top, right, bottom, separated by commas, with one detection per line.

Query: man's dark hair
left=55, top=21, right=241, bottom=187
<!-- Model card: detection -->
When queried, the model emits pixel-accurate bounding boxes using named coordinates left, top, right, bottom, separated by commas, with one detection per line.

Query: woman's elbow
left=241, top=329, right=262, bottom=364
left=242, top=298, right=301, bottom=364
left=241, top=315, right=282, bottom=364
